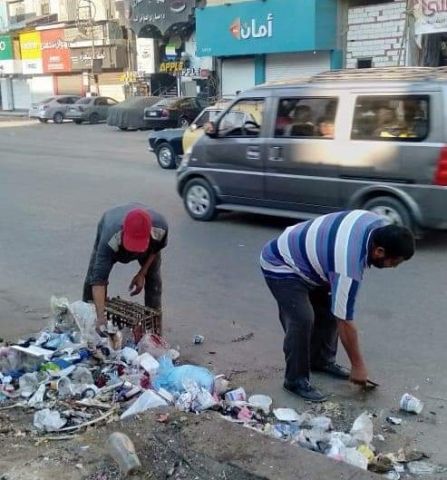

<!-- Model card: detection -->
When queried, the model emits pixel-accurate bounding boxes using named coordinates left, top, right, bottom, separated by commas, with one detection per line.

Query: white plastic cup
left=248, top=394, right=272, bottom=414
left=400, top=393, right=424, bottom=414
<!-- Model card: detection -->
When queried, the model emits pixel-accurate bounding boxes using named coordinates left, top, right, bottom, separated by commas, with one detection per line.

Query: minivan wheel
left=53, top=112, right=64, bottom=124
left=156, top=143, right=177, bottom=169
left=362, top=196, right=412, bottom=229
left=183, top=178, right=217, bottom=221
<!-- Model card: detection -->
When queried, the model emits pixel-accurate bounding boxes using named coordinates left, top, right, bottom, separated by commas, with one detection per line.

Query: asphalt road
left=1, top=119, right=447, bottom=465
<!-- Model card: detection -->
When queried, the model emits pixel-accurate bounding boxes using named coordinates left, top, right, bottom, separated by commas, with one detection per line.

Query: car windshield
left=77, top=98, right=93, bottom=105
left=208, top=110, right=223, bottom=122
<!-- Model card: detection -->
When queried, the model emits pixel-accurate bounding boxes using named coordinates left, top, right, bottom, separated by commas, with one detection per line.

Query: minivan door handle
left=246, top=146, right=260, bottom=161
left=269, top=146, right=283, bottom=162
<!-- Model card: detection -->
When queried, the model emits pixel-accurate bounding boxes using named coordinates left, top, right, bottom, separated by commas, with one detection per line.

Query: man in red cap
left=83, top=203, right=168, bottom=333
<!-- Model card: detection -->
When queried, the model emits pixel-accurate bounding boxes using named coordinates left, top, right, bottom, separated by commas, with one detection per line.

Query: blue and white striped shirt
left=260, top=210, right=387, bottom=321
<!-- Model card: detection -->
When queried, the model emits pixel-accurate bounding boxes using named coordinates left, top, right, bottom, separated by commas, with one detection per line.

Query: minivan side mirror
left=204, top=121, right=217, bottom=137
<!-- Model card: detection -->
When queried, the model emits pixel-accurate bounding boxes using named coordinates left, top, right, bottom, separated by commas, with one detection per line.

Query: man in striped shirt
left=261, top=210, right=415, bottom=402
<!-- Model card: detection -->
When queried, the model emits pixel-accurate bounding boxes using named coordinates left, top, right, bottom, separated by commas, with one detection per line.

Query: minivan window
left=275, top=98, right=338, bottom=138
left=351, top=95, right=429, bottom=141
left=217, top=99, right=264, bottom=137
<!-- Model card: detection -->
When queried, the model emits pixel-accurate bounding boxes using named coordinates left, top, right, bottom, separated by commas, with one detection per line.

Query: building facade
left=0, top=0, right=129, bottom=111
left=345, top=0, right=408, bottom=69
left=196, top=0, right=342, bottom=96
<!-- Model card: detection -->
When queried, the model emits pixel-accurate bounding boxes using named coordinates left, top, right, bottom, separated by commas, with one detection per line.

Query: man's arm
left=129, top=253, right=156, bottom=296
left=337, top=319, right=368, bottom=385
left=92, top=285, right=107, bottom=332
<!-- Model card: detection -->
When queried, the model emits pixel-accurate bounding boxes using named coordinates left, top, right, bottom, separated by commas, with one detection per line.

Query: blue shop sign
left=196, top=0, right=337, bottom=57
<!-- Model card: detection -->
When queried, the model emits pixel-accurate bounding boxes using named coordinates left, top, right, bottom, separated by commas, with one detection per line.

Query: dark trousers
left=82, top=252, right=162, bottom=311
left=264, top=275, right=338, bottom=383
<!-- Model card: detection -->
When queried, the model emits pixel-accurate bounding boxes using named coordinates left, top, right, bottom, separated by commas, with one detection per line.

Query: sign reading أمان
left=414, top=0, right=447, bottom=35
left=229, top=13, right=273, bottom=41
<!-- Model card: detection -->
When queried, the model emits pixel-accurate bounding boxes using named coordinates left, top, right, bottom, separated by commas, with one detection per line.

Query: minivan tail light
left=434, top=146, right=447, bottom=186
left=161, top=109, right=169, bottom=118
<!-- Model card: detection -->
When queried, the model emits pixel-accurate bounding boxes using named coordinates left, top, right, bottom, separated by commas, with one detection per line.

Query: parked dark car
left=148, top=102, right=231, bottom=169
left=107, top=96, right=159, bottom=130
left=66, top=96, right=118, bottom=124
left=143, top=97, right=208, bottom=130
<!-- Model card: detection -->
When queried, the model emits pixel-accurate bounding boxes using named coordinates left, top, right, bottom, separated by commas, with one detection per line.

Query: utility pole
left=77, top=0, right=98, bottom=95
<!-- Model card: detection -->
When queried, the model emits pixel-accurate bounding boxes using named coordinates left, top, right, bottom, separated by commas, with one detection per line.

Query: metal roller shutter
left=30, top=76, right=54, bottom=103
left=56, top=75, right=83, bottom=95
left=12, top=78, right=32, bottom=110
left=98, top=72, right=125, bottom=101
left=221, top=57, right=255, bottom=97
left=265, top=52, right=331, bottom=83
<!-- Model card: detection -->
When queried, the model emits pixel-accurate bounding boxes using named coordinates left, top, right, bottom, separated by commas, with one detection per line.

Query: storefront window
left=217, top=99, right=264, bottom=137
left=351, top=96, right=429, bottom=141
left=275, top=98, right=338, bottom=138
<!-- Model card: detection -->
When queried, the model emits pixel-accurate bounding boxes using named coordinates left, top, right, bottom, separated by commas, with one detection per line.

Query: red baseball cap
left=122, top=209, right=152, bottom=253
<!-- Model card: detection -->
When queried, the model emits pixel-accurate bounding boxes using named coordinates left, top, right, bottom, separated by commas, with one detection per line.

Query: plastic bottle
left=107, top=432, right=141, bottom=476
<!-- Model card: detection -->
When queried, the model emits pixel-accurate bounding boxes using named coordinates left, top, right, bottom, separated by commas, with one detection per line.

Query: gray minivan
left=176, top=67, right=447, bottom=233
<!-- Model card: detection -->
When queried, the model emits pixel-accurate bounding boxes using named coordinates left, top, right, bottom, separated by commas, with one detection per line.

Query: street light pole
left=77, top=0, right=98, bottom=95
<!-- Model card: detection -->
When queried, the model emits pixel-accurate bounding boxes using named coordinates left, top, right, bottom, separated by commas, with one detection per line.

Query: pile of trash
left=0, top=297, right=444, bottom=478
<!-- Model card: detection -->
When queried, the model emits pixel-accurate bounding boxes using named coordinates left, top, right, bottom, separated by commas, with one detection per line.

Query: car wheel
left=74, top=120, right=83, bottom=125
left=119, top=126, right=128, bottom=131
left=156, top=143, right=177, bottom=169
left=183, top=178, right=217, bottom=221
left=53, top=112, right=64, bottom=124
left=38, top=118, right=48, bottom=124
left=362, top=196, right=412, bottom=230
left=178, top=116, right=190, bottom=128
left=89, top=113, right=100, bottom=124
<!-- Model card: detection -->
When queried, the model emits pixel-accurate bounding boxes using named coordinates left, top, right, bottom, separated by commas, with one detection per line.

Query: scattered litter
left=225, top=387, right=247, bottom=403
left=231, top=332, right=254, bottom=343
left=248, top=394, right=272, bottom=414
left=383, top=471, right=400, bottom=480
left=214, top=375, right=230, bottom=396
left=407, top=461, right=438, bottom=475
left=273, top=408, right=300, bottom=422
left=134, top=352, right=159, bottom=377
left=120, top=390, right=167, bottom=420
left=193, top=335, right=205, bottom=345
left=386, top=416, right=402, bottom=425
left=400, top=393, right=424, bottom=414
left=107, top=432, right=141, bottom=476
left=153, top=356, right=214, bottom=394
left=34, top=408, right=67, bottom=432
left=350, top=412, right=373, bottom=446
left=369, top=454, right=394, bottom=473
left=357, top=444, right=374, bottom=462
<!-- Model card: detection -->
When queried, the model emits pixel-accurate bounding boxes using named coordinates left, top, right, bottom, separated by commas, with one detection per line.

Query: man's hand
left=95, top=318, right=107, bottom=337
left=129, top=273, right=145, bottom=297
left=350, top=364, right=369, bottom=386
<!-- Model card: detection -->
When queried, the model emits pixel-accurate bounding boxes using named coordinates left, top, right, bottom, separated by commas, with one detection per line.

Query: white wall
left=346, top=0, right=407, bottom=68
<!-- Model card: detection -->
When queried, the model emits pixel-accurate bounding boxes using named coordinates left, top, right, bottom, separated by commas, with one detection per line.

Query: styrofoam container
left=248, top=394, right=272, bottom=414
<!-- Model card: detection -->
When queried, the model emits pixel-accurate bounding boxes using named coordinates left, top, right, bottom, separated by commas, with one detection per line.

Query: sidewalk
left=0, top=110, right=28, bottom=118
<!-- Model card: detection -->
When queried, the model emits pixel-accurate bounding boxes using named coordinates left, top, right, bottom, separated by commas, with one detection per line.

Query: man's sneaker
left=283, top=378, right=328, bottom=402
left=312, top=362, right=350, bottom=380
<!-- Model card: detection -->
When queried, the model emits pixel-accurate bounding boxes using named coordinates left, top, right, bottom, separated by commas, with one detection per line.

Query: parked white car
left=29, top=95, right=81, bottom=124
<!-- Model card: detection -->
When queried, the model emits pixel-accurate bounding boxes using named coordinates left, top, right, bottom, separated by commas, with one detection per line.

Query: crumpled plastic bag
left=327, top=438, right=368, bottom=470
left=28, top=384, right=46, bottom=408
left=68, top=300, right=100, bottom=345
left=153, top=356, right=214, bottom=394
left=120, top=390, right=167, bottom=420
left=34, top=408, right=67, bottom=432
left=176, top=382, right=217, bottom=413
left=350, top=411, right=373, bottom=446
left=296, top=429, right=330, bottom=453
